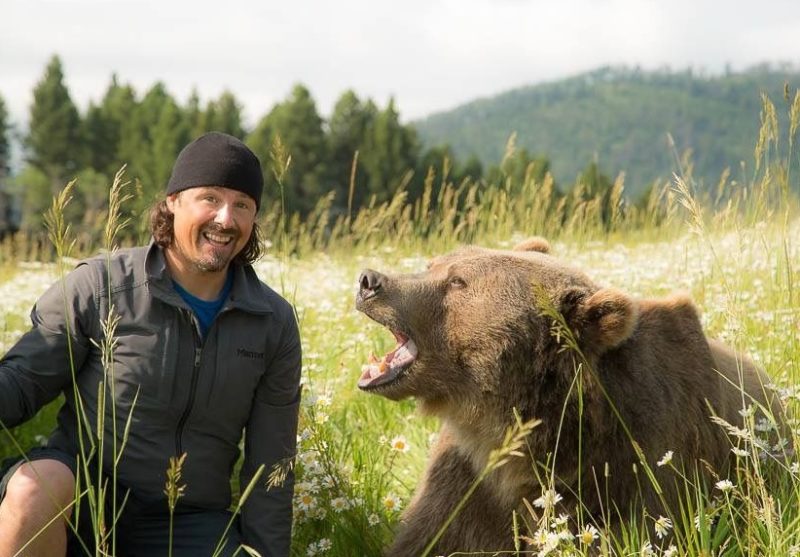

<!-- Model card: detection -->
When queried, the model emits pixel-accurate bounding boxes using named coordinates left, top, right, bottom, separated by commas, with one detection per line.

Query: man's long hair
left=149, top=196, right=264, bottom=266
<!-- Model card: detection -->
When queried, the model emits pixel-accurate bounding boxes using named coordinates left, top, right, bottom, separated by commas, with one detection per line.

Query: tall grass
left=0, top=93, right=798, bottom=556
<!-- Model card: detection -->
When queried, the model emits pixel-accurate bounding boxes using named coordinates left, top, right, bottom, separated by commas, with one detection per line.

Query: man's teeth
left=205, top=232, right=233, bottom=244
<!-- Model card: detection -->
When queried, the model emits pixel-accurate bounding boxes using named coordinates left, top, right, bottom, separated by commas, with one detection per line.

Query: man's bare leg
left=0, top=459, right=75, bottom=557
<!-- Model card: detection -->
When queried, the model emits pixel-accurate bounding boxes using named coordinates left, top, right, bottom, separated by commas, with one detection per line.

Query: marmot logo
left=237, top=348, right=265, bottom=360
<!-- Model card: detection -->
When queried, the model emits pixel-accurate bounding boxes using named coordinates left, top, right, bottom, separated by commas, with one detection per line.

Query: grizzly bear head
left=355, top=239, right=638, bottom=410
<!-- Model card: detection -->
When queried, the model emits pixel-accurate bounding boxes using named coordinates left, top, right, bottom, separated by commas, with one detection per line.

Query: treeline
left=0, top=56, right=645, bottom=240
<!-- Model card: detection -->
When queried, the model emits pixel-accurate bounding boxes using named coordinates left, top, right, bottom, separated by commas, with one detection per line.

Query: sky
left=2, top=0, right=800, bottom=132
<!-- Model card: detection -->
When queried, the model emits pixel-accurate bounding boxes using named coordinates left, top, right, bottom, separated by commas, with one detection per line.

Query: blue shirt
left=172, top=271, right=234, bottom=337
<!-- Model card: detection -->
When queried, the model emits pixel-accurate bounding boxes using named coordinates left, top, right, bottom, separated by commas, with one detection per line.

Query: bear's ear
left=567, top=287, right=638, bottom=351
left=514, top=237, right=550, bottom=254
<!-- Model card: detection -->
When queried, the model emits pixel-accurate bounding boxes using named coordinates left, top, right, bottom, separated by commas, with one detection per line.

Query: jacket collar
left=144, top=241, right=274, bottom=314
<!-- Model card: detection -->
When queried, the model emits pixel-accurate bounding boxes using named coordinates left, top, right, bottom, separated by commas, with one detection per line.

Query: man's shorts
left=0, top=447, right=243, bottom=557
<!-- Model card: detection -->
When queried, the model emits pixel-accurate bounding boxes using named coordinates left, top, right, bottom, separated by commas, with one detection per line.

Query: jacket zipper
left=175, top=314, right=203, bottom=457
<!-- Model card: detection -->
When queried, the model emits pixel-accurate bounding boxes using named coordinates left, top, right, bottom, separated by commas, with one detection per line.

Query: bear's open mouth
left=358, top=330, right=418, bottom=390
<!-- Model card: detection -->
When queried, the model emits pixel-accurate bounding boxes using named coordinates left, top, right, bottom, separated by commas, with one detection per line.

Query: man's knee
left=2, top=459, right=76, bottom=519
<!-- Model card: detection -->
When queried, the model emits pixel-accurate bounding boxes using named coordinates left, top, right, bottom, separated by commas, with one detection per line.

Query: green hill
left=414, top=65, right=800, bottom=197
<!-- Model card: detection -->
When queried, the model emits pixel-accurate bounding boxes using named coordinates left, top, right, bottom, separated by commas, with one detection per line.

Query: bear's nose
left=358, top=269, right=385, bottom=299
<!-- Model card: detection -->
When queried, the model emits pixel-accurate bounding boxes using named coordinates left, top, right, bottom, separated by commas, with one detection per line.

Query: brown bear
left=355, top=239, right=784, bottom=556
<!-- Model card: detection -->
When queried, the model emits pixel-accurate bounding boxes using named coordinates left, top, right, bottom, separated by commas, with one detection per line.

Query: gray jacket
left=0, top=243, right=302, bottom=556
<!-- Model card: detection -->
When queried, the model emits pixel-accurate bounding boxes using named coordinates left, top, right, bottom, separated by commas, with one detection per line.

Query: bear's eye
left=447, top=276, right=467, bottom=290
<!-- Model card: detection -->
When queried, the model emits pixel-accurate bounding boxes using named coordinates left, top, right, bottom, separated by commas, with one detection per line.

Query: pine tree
left=83, top=101, right=113, bottom=173
left=0, top=96, right=9, bottom=184
left=360, top=98, right=419, bottom=205
left=27, top=55, right=84, bottom=193
left=98, top=76, right=138, bottom=175
left=328, top=90, right=377, bottom=210
left=123, top=83, right=188, bottom=214
left=185, top=88, right=205, bottom=139
left=248, top=84, right=328, bottom=214
left=0, top=96, right=15, bottom=237
left=206, top=90, right=245, bottom=138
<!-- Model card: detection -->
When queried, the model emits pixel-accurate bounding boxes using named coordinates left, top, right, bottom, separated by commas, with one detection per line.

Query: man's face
left=166, top=186, right=257, bottom=273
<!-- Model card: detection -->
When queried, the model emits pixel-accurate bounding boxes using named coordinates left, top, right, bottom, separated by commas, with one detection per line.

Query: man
left=0, top=132, right=302, bottom=556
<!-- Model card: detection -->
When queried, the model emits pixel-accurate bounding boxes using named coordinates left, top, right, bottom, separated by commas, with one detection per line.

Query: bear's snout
left=358, top=269, right=386, bottom=302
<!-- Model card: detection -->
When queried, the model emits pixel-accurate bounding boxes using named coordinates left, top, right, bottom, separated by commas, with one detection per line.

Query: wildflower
left=312, top=507, right=328, bottom=520
left=390, top=435, right=410, bottom=453
left=755, top=418, right=775, bottom=432
left=318, top=474, right=335, bottom=489
left=295, top=479, right=319, bottom=494
left=657, top=450, right=673, bottom=467
left=314, top=410, right=330, bottom=424
left=654, top=515, right=672, bottom=539
left=532, top=527, right=550, bottom=547
left=715, top=479, right=735, bottom=492
left=367, top=513, right=381, bottom=526
left=663, top=545, right=678, bottom=557
left=738, top=405, right=756, bottom=418
left=533, top=488, right=563, bottom=509
left=298, top=450, right=319, bottom=468
left=532, top=528, right=560, bottom=555
left=773, top=438, right=790, bottom=452
left=551, top=514, right=569, bottom=527
left=330, top=497, right=348, bottom=512
left=639, top=541, right=655, bottom=557
left=557, top=528, right=574, bottom=542
left=383, top=493, right=402, bottom=512
left=297, top=491, right=317, bottom=512
left=305, top=534, right=333, bottom=554
left=579, top=524, right=599, bottom=546
left=731, top=447, right=748, bottom=457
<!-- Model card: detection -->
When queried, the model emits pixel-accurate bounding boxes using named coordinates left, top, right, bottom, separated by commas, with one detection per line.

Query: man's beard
left=193, top=251, right=229, bottom=273
left=184, top=224, right=240, bottom=272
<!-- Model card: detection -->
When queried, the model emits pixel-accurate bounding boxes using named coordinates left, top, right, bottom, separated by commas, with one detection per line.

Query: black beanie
left=166, top=132, right=263, bottom=210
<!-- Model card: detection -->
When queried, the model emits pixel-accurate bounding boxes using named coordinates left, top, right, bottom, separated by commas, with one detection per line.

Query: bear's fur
left=355, top=239, right=784, bottom=556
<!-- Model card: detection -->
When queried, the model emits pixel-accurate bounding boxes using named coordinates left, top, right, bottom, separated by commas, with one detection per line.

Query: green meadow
left=1, top=96, right=799, bottom=556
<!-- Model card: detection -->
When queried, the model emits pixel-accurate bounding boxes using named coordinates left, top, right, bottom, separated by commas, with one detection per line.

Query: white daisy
left=657, top=450, right=673, bottom=467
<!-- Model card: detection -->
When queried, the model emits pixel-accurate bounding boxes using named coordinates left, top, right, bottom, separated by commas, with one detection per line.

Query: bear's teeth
left=359, top=339, right=418, bottom=384
left=360, top=363, right=385, bottom=379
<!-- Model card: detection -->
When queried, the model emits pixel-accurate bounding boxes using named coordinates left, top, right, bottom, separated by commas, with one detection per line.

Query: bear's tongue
left=358, top=332, right=418, bottom=388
